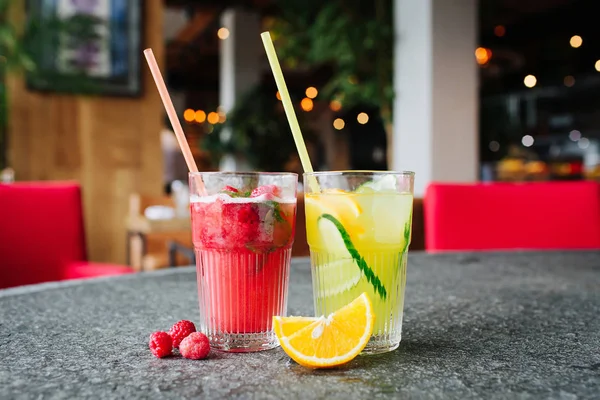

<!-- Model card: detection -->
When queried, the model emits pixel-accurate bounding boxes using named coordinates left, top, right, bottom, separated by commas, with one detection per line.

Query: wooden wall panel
left=7, top=1, right=164, bottom=264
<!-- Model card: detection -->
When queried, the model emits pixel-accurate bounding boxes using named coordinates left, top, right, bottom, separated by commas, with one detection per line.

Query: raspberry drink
left=189, top=172, right=297, bottom=352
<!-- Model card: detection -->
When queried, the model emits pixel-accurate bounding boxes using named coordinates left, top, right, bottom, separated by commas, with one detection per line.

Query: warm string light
left=569, top=35, right=582, bottom=48
left=357, top=112, right=369, bottom=124
left=195, top=110, right=206, bottom=123
left=333, top=118, right=345, bottom=130
left=217, top=27, right=230, bottom=40
left=184, top=108, right=227, bottom=125
left=329, top=100, right=342, bottom=112
left=475, top=47, right=492, bottom=65
left=183, top=109, right=195, bottom=122
left=300, top=98, right=313, bottom=112
left=524, top=75, right=537, bottom=88
left=305, top=87, right=318, bottom=99
left=207, top=112, right=219, bottom=124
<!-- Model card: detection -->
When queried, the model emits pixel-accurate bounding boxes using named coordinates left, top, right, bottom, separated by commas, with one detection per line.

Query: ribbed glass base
left=195, top=247, right=291, bottom=352
left=209, top=331, right=279, bottom=353
left=311, top=249, right=408, bottom=354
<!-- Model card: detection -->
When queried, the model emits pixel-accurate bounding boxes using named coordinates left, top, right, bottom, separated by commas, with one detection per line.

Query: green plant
left=26, top=6, right=107, bottom=94
left=203, top=82, right=316, bottom=172
left=0, top=0, right=36, bottom=170
left=269, top=0, right=394, bottom=123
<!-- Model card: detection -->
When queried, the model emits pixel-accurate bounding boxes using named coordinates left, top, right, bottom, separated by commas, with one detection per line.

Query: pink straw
left=143, top=48, right=206, bottom=194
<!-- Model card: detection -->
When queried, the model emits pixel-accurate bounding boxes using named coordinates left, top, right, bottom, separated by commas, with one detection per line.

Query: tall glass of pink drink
left=189, top=172, right=297, bottom=352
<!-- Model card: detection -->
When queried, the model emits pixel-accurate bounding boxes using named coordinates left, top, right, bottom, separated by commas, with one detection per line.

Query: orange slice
left=273, top=293, right=374, bottom=368
left=274, top=316, right=318, bottom=337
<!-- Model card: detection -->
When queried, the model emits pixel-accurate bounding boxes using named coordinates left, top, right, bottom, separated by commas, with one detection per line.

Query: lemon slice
left=305, top=193, right=362, bottom=221
left=273, top=293, right=375, bottom=368
left=306, top=193, right=364, bottom=250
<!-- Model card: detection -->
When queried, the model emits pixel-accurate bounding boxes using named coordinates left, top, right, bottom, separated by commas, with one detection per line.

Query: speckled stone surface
left=1, top=252, right=599, bottom=399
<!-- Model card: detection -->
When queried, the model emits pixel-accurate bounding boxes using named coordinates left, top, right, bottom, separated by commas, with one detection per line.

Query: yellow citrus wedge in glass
left=273, top=293, right=375, bottom=368
left=305, top=192, right=364, bottom=250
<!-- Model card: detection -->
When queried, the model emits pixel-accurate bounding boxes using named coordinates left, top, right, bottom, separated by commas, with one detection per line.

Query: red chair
left=424, top=181, right=600, bottom=252
left=0, top=182, right=134, bottom=289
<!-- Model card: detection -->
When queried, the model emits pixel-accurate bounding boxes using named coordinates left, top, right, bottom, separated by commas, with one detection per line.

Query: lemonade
left=304, top=172, right=414, bottom=354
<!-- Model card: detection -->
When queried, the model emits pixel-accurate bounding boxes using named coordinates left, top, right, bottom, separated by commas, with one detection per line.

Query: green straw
left=260, top=32, right=320, bottom=192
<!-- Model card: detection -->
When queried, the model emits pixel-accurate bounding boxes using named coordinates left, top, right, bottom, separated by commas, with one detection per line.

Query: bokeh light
left=522, top=135, right=534, bottom=147
left=218, top=28, right=230, bottom=40
left=300, top=98, right=314, bottom=112
left=333, top=118, right=345, bottom=130
left=524, top=75, right=537, bottom=88
left=329, top=100, right=342, bottom=112
left=357, top=112, right=369, bottom=124
left=570, top=35, right=582, bottom=48
left=207, top=112, right=219, bottom=124
left=183, top=109, right=195, bottom=122
left=194, top=110, right=206, bottom=123
left=305, top=87, right=318, bottom=99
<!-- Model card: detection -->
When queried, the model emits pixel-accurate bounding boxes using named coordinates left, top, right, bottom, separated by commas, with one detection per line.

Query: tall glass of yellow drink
left=304, top=171, right=414, bottom=354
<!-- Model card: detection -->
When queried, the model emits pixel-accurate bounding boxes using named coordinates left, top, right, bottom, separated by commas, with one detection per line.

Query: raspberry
left=149, top=331, right=172, bottom=358
left=179, top=332, right=210, bottom=360
left=168, top=320, right=197, bottom=348
left=251, top=184, right=282, bottom=198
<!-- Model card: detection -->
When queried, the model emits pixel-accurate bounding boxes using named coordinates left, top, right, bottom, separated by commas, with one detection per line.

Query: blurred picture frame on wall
left=25, top=0, right=143, bottom=97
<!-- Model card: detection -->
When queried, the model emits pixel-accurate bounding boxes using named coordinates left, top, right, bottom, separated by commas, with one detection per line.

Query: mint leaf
left=264, top=200, right=285, bottom=223
left=403, top=209, right=412, bottom=253
left=221, top=189, right=252, bottom=198
left=319, top=213, right=388, bottom=300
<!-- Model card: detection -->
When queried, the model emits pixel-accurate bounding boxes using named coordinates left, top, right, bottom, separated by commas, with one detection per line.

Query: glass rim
left=189, top=171, right=298, bottom=178
left=303, top=170, right=415, bottom=177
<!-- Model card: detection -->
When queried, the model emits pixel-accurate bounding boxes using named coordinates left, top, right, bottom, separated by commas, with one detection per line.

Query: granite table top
left=1, top=251, right=599, bottom=399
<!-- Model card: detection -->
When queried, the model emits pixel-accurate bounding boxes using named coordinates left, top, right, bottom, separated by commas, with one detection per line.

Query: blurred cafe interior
left=1, top=0, right=600, bottom=286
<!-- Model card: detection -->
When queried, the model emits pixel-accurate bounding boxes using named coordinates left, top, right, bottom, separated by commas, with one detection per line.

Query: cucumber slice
left=317, top=217, right=349, bottom=254
left=317, top=259, right=363, bottom=297
left=318, top=213, right=388, bottom=300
